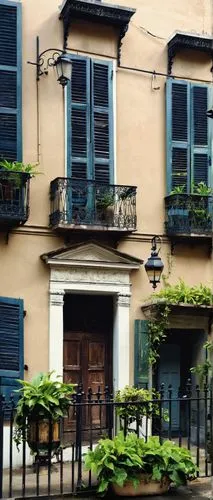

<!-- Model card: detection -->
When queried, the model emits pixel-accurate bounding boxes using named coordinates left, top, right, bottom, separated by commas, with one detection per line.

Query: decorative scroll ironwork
left=165, top=194, right=213, bottom=237
left=49, top=177, right=137, bottom=232
left=168, top=32, right=213, bottom=75
left=0, top=171, right=30, bottom=228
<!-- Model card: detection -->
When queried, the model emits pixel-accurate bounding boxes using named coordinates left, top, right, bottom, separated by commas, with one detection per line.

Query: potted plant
left=85, top=432, right=197, bottom=497
left=14, top=372, right=75, bottom=457
left=96, top=191, right=115, bottom=224
left=115, top=386, right=168, bottom=436
left=0, top=160, right=40, bottom=205
left=189, top=182, right=212, bottom=233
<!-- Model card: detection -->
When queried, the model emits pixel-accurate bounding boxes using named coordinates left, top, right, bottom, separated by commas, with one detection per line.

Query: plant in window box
left=96, top=191, right=115, bottom=224
left=14, top=372, right=75, bottom=457
left=0, top=160, right=41, bottom=205
left=85, top=432, right=197, bottom=497
left=190, top=182, right=212, bottom=232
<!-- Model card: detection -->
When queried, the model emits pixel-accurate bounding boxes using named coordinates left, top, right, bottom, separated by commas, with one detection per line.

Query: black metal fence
left=0, top=383, right=212, bottom=499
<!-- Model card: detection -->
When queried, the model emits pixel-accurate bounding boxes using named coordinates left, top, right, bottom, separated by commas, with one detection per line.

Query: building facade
left=0, top=0, right=213, bottom=435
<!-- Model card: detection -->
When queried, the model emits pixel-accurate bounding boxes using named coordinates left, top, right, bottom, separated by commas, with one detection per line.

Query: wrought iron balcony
left=0, top=171, right=30, bottom=228
left=49, top=178, right=137, bottom=232
left=165, top=194, right=213, bottom=237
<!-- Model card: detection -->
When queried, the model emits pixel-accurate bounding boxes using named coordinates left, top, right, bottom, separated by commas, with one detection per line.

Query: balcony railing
left=49, top=178, right=137, bottom=232
left=0, top=171, right=30, bottom=228
left=165, top=194, right=213, bottom=237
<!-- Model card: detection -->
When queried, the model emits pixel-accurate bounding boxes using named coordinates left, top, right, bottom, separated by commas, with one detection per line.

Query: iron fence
left=49, top=177, right=137, bottom=232
left=0, top=171, right=30, bottom=227
left=0, top=382, right=212, bottom=498
left=165, top=194, right=213, bottom=236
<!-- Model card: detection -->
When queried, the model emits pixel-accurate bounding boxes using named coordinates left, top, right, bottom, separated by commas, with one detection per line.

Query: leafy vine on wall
left=148, top=280, right=213, bottom=366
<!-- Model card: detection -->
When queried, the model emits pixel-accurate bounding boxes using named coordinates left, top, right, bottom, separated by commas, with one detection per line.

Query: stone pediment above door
left=41, top=240, right=143, bottom=271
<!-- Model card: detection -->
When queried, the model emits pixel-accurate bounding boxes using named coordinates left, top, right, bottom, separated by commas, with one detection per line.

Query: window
left=0, top=297, right=24, bottom=401
left=67, top=56, right=114, bottom=184
left=166, top=79, right=212, bottom=193
left=0, top=0, right=22, bottom=162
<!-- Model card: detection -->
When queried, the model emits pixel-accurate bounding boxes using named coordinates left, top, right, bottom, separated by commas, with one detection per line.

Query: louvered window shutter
left=0, top=0, right=22, bottom=161
left=0, top=297, right=24, bottom=401
left=91, top=60, right=114, bottom=184
left=68, top=57, right=90, bottom=179
left=134, top=320, right=149, bottom=388
left=191, top=85, right=210, bottom=186
left=166, top=79, right=190, bottom=193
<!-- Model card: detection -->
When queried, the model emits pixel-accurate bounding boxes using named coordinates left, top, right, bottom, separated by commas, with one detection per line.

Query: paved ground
left=3, top=469, right=213, bottom=499
left=42, top=479, right=213, bottom=500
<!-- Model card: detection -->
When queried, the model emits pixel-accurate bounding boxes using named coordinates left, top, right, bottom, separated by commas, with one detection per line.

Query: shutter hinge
left=24, top=310, right=27, bottom=318
left=209, top=156, right=211, bottom=166
left=111, top=69, right=113, bottom=80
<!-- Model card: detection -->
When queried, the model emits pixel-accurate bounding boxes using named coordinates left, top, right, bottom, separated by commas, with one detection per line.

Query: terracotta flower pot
left=27, top=419, right=60, bottom=456
left=112, top=474, right=170, bottom=497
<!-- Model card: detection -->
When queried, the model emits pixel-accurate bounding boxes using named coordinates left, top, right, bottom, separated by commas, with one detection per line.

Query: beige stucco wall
left=1, top=0, right=213, bottom=383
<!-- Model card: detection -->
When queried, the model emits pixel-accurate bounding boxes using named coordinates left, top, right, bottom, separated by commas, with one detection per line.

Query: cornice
left=59, top=0, right=136, bottom=65
left=168, top=31, right=213, bottom=74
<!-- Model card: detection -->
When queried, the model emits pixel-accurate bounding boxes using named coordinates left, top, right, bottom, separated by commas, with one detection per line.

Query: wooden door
left=63, top=331, right=112, bottom=441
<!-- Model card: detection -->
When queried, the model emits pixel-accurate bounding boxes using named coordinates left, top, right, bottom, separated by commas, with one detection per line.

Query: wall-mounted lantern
left=28, top=37, right=72, bottom=88
left=144, top=236, right=164, bottom=289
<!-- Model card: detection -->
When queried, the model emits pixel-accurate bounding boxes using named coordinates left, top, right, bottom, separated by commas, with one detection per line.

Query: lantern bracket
left=27, top=36, right=70, bottom=83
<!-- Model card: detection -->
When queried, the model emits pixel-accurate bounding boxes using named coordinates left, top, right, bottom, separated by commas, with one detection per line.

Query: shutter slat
left=193, top=86, right=208, bottom=146
left=166, top=80, right=190, bottom=193
left=134, top=320, right=149, bottom=389
left=0, top=113, right=17, bottom=160
left=193, top=153, right=208, bottom=185
left=68, top=57, right=90, bottom=179
left=0, top=298, right=23, bottom=378
left=191, top=85, right=210, bottom=187
left=0, top=1, right=21, bottom=162
left=92, top=61, right=113, bottom=184
left=0, top=4, right=17, bottom=67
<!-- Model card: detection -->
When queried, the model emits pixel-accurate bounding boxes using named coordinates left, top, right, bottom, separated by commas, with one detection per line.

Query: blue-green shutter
left=67, top=56, right=114, bottom=184
left=91, top=59, right=114, bottom=184
left=0, top=297, right=24, bottom=401
left=0, top=0, right=22, bottom=161
left=67, top=56, right=90, bottom=179
left=166, top=79, right=190, bottom=193
left=134, top=320, right=149, bottom=388
left=191, top=84, right=211, bottom=187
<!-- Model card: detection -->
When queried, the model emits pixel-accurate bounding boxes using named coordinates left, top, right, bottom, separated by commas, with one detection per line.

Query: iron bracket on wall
left=59, top=0, right=136, bottom=66
left=168, top=32, right=213, bottom=75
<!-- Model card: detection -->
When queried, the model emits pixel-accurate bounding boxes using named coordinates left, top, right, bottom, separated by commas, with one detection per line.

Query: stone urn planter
left=112, top=475, right=170, bottom=497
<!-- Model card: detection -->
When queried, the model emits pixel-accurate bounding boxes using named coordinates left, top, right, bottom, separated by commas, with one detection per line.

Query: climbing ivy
left=190, top=341, right=213, bottom=386
left=148, top=280, right=213, bottom=366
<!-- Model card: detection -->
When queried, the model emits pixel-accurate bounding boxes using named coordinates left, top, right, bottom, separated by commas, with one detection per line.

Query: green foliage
left=96, top=193, right=114, bottom=209
left=192, top=182, right=212, bottom=196
left=148, top=304, right=170, bottom=365
left=170, top=185, right=186, bottom=194
left=0, top=160, right=40, bottom=176
left=14, top=372, right=75, bottom=447
left=85, top=433, right=197, bottom=495
left=148, top=280, right=213, bottom=365
left=154, top=279, right=213, bottom=306
left=115, top=386, right=169, bottom=426
left=190, top=341, right=213, bottom=386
